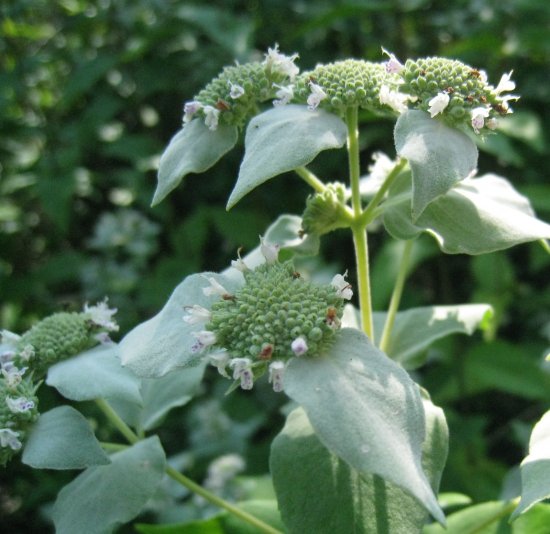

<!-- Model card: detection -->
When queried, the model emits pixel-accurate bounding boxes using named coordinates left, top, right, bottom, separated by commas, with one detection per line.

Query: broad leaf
left=283, top=328, right=444, bottom=523
left=227, top=104, right=347, bottom=209
left=372, top=304, right=493, bottom=369
left=46, top=344, right=142, bottom=404
left=425, top=501, right=550, bottom=533
left=271, top=395, right=447, bottom=534
left=512, top=410, right=550, bottom=518
left=120, top=272, right=241, bottom=378
left=383, top=173, right=550, bottom=254
left=394, top=110, right=478, bottom=219
left=153, top=120, right=238, bottom=206
left=52, top=437, right=166, bottom=534
left=22, top=406, right=110, bottom=469
left=136, top=517, right=224, bottom=533
left=140, top=362, right=207, bottom=431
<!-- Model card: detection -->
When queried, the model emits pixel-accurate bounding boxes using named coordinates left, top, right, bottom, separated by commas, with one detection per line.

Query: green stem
left=95, top=398, right=139, bottom=444
left=359, top=157, right=407, bottom=227
left=378, top=239, right=414, bottom=353
left=466, top=498, right=519, bottom=534
left=165, top=466, right=284, bottom=534
left=94, top=401, right=282, bottom=534
left=100, top=441, right=129, bottom=453
left=295, top=166, right=327, bottom=193
left=346, top=106, right=374, bottom=339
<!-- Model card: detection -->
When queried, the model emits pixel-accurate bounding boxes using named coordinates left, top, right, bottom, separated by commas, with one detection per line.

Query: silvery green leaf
left=120, top=272, right=241, bottom=378
left=283, top=328, right=444, bottom=523
left=512, top=410, right=550, bottom=519
left=383, top=173, right=550, bottom=254
left=22, top=406, right=110, bottom=470
left=46, top=344, right=142, bottom=405
left=394, top=110, right=478, bottom=219
left=153, top=120, right=238, bottom=206
left=52, top=437, right=166, bottom=534
left=271, top=394, right=447, bottom=534
left=227, top=105, right=347, bottom=209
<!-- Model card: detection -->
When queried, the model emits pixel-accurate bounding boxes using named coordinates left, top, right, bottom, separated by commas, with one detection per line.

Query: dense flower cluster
left=184, top=240, right=352, bottom=392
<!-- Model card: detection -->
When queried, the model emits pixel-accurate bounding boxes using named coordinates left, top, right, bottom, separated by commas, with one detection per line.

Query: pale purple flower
left=273, top=84, right=294, bottom=107
left=183, top=305, right=212, bottom=325
left=228, top=81, right=245, bottom=99
left=268, top=361, right=285, bottom=392
left=203, top=105, right=220, bottom=131
left=6, top=396, right=35, bottom=414
left=428, top=92, right=450, bottom=117
left=381, top=47, right=403, bottom=74
left=307, top=82, right=327, bottom=110
left=331, top=271, right=353, bottom=300
left=263, top=44, right=300, bottom=80
left=0, top=428, right=22, bottom=451
left=84, top=299, right=119, bottom=332
left=471, top=106, right=491, bottom=134
left=291, top=336, right=308, bottom=356
left=229, top=357, right=254, bottom=390
left=183, top=101, right=203, bottom=123
left=260, top=236, right=279, bottom=264
left=208, top=351, right=231, bottom=378
left=379, top=85, right=409, bottom=114
left=191, top=330, right=217, bottom=353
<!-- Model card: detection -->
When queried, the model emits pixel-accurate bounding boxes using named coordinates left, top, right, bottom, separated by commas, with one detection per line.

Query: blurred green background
left=1, top=0, right=549, bottom=531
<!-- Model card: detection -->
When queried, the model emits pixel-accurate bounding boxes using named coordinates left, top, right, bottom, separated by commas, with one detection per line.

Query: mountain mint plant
left=4, top=46, right=550, bottom=534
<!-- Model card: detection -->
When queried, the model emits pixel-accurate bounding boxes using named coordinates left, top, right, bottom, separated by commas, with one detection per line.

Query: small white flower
left=268, top=361, right=285, bottom=392
left=291, top=337, right=308, bottom=356
left=263, top=44, right=300, bottom=80
left=230, top=248, right=249, bottom=272
left=229, top=357, right=254, bottom=390
left=183, top=305, right=212, bottom=325
left=84, top=299, right=119, bottom=332
left=273, top=84, right=294, bottom=107
left=183, top=100, right=203, bottom=123
left=381, top=47, right=403, bottom=74
left=202, top=276, right=229, bottom=298
left=228, top=81, right=245, bottom=99
left=6, top=396, right=35, bottom=414
left=471, top=106, right=491, bottom=134
left=94, top=332, right=113, bottom=345
left=307, top=82, right=327, bottom=110
left=191, top=330, right=217, bottom=353
left=427, top=92, right=450, bottom=117
left=379, top=84, right=409, bottom=114
left=260, top=236, right=279, bottom=264
left=331, top=271, right=353, bottom=300
left=1, top=366, right=27, bottom=389
left=486, top=117, right=498, bottom=130
left=208, top=351, right=231, bottom=378
left=495, top=71, right=515, bottom=94
left=0, top=428, right=22, bottom=451
left=18, top=344, right=35, bottom=362
left=203, top=105, right=220, bottom=131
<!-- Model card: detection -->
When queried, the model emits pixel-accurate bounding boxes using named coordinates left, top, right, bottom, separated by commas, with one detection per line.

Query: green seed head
left=207, top=261, right=344, bottom=362
left=294, top=59, right=388, bottom=114
left=301, top=182, right=349, bottom=236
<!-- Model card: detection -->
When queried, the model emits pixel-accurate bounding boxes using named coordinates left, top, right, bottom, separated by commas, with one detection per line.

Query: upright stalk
left=379, top=239, right=414, bottom=353
left=346, top=106, right=374, bottom=339
left=95, top=400, right=282, bottom=534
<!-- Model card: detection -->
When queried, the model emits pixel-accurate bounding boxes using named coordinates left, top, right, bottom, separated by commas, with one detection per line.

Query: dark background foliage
left=1, top=0, right=549, bottom=531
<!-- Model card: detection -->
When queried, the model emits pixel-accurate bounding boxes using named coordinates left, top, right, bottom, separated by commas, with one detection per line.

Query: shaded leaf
left=52, top=437, right=166, bottom=534
left=283, top=328, right=444, bottom=523
left=22, top=406, right=110, bottom=470
left=394, top=110, right=478, bottom=219
left=227, top=105, right=347, bottom=209
left=153, top=120, right=238, bottom=206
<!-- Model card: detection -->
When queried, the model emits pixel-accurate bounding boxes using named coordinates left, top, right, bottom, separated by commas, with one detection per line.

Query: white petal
left=428, top=92, right=450, bottom=117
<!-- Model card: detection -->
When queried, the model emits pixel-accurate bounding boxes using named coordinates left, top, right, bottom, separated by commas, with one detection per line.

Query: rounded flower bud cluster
left=185, top=241, right=353, bottom=392
left=293, top=60, right=388, bottom=115
left=11, top=300, right=119, bottom=378
left=301, top=182, right=349, bottom=236
left=0, top=371, right=39, bottom=466
left=398, top=56, right=518, bottom=133
left=182, top=45, right=300, bottom=130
